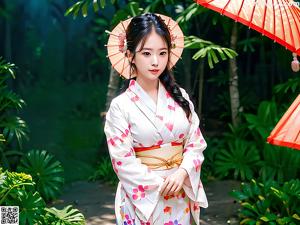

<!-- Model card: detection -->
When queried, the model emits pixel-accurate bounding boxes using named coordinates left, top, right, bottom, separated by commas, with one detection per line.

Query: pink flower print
left=141, top=221, right=150, bottom=225
left=112, top=159, right=122, bottom=173
left=183, top=143, right=194, bottom=153
left=124, top=214, right=135, bottom=225
left=156, top=140, right=163, bottom=145
left=132, top=185, right=148, bottom=200
left=165, top=123, right=174, bottom=132
left=187, top=143, right=194, bottom=148
left=121, top=128, right=130, bottom=139
left=195, top=127, right=201, bottom=136
left=131, top=95, right=139, bottom=102
left=107, top=138, right=116, bottom=146
left=124, top=147, right=134, bottom=157
left=164, top=220, right=181, bottom=225
left=176, top=191, right=186, bottom=199
left=129, top=79, right=135, bottom=87
left=163, top=194, right=175, bottom=200
left=156, top=115, right=164, bottom=121
left=166, top=92, right=171, bottom=98
left=193, top=158, right=201, bottom=172
left=193, top=202, right=200, bottom=211
left=163, top=206, right=172, bottom=214
left=179, top=133, right=184, bottom=139
left=167, top=104, right=175, bottom=111
left=200, top=138, right=206, bottom=145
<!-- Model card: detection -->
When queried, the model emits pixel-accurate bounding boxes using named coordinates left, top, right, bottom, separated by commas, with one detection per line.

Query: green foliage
left=0, top=168, right=46, bottom=224
left=0, top=58, right=29, bottom=168
left=230, top=179, right=300, bottom=224
left=259, top=145, right=300, bottom=184
left=274, top=77, right=300, bottom=95
left=176, top=3, right=205, bottom=24
left=0, top=57, right=15, bottom=78
left=244, top=100, right=278, bottom=140
left=42, top=205, right=86, bottom=225
left=65, top=0, right=118, bottom=18
left=185, top=35, right=238, bottom=68
left=17, top=150, right=64, bottom=202
left=0, top=167, right=85, bottom=225
left=215, top=139, right=261, bottom=181
left=244, top=99, right=300, bottom=183
left=213, top=95, right=300, bottom=183
left=89, top=156, right=118, bottom=186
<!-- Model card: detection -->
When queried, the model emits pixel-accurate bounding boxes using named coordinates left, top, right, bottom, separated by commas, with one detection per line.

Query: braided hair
left=120, top=13, right=191, bottom=120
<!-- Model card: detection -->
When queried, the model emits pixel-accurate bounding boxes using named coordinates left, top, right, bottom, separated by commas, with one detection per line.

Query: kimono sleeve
left=104, top=98, right=165, bottom=221
left=179, top=88, right=208, bottom=208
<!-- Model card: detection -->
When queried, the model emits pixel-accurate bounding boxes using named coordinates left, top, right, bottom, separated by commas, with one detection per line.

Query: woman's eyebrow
left=142, top=47, right=168, bottom=50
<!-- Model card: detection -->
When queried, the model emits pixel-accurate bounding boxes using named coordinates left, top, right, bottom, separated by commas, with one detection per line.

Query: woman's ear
left=126, top=50, right=134, bottom=64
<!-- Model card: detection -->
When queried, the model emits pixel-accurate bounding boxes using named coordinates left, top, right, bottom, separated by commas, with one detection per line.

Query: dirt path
left=52, top=180, right=240, bottom=225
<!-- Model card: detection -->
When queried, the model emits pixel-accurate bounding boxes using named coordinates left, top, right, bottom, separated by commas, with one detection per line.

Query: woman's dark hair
left=120, top=13, right=191, bottom=120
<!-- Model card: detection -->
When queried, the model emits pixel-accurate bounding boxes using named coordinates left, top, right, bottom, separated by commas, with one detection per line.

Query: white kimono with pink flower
left=104, top=79, right=208, bottom=225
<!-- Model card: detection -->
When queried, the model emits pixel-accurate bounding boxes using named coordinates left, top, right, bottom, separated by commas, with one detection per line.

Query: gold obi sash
left=134, top=142, right=183, bottom=170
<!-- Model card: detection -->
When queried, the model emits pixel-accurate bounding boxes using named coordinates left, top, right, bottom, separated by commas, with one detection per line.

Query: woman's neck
left=136, top=77, right=159, bottom=93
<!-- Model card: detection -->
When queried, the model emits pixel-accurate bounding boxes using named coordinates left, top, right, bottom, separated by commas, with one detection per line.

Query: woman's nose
left=152, top=55, right=158, bottom=66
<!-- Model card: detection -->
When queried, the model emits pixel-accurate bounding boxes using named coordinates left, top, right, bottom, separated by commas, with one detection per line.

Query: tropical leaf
left=0, top=89, right=26, bottom=113
left=0, top=57, right=16, bottom=79
left=0, top=116, right=29, bottom=149
left=44, top=205, right=85, bottom=225
left=185, top=35, right=238, bottom=68
left=215, top=139, right=261, bottom=180
left=17, top=150, right=64, bottom=201
left=9, top=191, right=45, bottom=225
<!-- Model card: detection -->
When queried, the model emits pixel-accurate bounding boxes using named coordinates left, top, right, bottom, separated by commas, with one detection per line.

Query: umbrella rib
left=276, top=0, right=286, bottom=42
left=248, top=0, right=257, bottom=27
left=120, top=21, right=126, bottom=32
left=107, top=51, right=121, bottom=58
left=282, top=0, right=296, bottom=50
left=170, top=50, right=182, bottom=59
left=289, top=3, right=300, bottom=49
left=222, top=0, right=231, bottom=15
left=112, top=56, right=126, bottom=68
left=237, top=0, right=245, bottom=21
left=272, top=0, right=276, bottom=41
left=261, top=0, right=268, bottom=35
left=120, top=52, right=126, bottom=73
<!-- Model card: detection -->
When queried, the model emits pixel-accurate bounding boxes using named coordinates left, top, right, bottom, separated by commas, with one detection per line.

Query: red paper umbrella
left=267, top=94, right=300, bottom=150
left=196, top=0, right=300, bottom=55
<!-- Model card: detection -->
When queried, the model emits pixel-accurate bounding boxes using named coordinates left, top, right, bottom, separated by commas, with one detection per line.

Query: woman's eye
left=160, top=52, right=167, bottom=55
left=142, top=52, right=150, bottom=56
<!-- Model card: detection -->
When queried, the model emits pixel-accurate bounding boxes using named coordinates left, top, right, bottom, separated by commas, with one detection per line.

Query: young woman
left=104, top=13, right=208, bottom=225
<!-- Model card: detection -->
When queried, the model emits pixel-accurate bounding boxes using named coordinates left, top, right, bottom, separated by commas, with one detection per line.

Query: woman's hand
left=159, top=168, right=188, bottom=196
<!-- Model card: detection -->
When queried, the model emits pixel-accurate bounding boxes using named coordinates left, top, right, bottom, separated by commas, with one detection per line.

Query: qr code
left=0, top=206, right=19, bottom=225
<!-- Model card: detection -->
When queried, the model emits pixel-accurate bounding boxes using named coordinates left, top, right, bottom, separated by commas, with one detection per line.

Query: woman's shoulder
left=108, top=92, right=130, bottom=111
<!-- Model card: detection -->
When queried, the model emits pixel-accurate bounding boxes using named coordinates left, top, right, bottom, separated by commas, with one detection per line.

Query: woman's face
left=128, top=27, right=169, bottom=81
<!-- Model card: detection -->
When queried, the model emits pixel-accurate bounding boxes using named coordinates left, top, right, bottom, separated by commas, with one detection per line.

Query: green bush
left=0, top=57, right=29, bottom=169
left=230, top=179, right=300, bottom=225
left=0, top=167, right=86, bottom=225
left=89, top=156, right=118, bottom=186
left=215, top=139, right=261, bottom=180
left=17, top=149, right=65, bottom=201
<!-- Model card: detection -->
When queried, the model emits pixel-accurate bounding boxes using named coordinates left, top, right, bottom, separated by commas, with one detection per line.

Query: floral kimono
left=104, top=79, right=208, bottom=225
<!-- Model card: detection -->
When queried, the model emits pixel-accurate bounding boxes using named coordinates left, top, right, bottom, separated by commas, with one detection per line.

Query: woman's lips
left=149, top=69, right=159, bottom=74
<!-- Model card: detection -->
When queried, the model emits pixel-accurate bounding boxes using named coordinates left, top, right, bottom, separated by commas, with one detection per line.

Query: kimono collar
left=127, top=79, right=163, bottom=113
left=125, top=78, right=177, bottom=141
